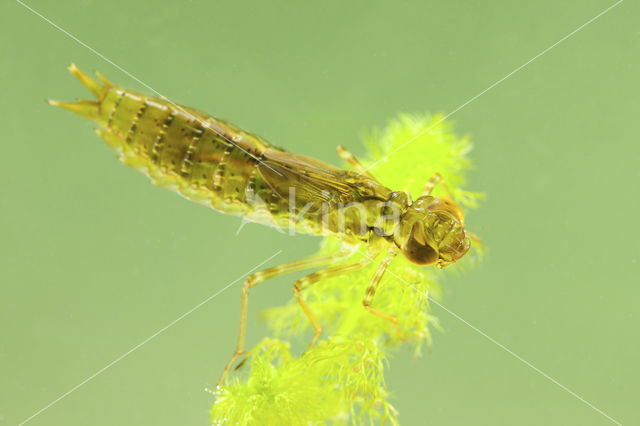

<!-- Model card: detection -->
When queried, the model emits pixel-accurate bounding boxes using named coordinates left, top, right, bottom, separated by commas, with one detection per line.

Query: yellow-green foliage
left=211, top=113, right=482, bottom=425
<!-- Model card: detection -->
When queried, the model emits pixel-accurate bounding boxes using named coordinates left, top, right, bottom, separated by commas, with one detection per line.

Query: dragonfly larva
left=51, top=65, right=473, bottom=386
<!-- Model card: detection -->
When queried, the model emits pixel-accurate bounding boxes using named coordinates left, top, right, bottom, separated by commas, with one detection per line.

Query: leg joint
left=293, top=278, right=308, bottom=292
left=245, top=274, right=258, bottom=288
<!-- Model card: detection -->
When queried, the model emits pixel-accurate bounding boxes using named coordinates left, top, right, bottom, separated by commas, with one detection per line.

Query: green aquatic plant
left=211, top=113, right=482, bottom=425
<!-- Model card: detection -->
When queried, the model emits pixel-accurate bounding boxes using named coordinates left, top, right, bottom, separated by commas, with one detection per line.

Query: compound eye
left=428, top=198, right=465, bottom=224
left=402, top=222, right=439, bottom=266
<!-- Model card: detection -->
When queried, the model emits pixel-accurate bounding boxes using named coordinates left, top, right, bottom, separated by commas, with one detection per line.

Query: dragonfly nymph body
left=51, top=65, right=472, bottom=386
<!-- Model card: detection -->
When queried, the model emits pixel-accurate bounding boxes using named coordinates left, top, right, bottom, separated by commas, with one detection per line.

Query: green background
left=1, top=1, right=638, bottom=425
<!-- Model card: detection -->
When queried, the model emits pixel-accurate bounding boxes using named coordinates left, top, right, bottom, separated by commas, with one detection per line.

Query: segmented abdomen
left=51, top=66, right=391, bottom=239
left=96, top=87, right=268, bottom=217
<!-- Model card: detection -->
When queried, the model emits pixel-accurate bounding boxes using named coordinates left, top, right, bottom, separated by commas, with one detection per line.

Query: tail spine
left=47, top=64, right=112, bottom=121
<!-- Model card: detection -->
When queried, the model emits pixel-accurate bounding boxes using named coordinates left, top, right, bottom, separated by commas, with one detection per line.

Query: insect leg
left=336, top=145, right=378, bottom=181
left=421, top=172, right=452, bottom=198
left=217, top=251, right=352, bottom=386
left=293, top=256, right=373, bottom=347
left=362, top=250, right=405, bottom=340
left=466, top=230, right=482, bottom=245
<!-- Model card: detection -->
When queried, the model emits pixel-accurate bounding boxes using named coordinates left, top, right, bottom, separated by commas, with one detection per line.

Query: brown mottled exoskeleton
left=51, top=65, right=474, bottom=386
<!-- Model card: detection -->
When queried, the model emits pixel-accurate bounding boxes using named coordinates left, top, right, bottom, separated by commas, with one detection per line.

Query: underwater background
left=1, top=1, right=638, bottom=425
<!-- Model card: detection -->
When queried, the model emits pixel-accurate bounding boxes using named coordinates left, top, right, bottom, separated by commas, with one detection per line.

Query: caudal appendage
left=48, top=64, right=113, bottom=121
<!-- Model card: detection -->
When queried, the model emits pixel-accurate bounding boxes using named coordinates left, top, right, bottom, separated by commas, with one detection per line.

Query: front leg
left=421, top=172, right=452, bottom=198
left=361, top=249, right=405, bottom=340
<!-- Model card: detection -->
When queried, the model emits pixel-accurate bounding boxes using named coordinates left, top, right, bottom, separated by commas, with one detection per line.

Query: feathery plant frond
left=211, top=113, right=482, bottom=425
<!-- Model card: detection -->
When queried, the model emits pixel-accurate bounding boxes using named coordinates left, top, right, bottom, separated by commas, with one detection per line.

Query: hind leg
left=336, top=145, right=378, bottom=181
left=217, top=251, right=352, bottom=386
